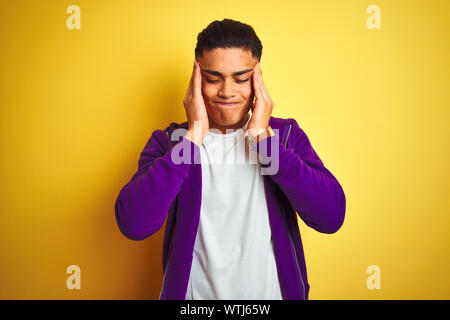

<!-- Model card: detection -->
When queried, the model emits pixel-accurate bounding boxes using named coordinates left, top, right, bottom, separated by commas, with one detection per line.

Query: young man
left=115, top=19, right=346, bottom=300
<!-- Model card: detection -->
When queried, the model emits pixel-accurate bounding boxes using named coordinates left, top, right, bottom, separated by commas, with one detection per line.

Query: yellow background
left=0, top=0, right=448, bottom=299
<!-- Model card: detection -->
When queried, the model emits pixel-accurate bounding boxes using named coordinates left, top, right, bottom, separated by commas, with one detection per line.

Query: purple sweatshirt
left=114, top=116, right=346, bottom=300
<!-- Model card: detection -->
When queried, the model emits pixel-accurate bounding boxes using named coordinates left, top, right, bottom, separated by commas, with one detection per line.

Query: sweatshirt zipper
left=284, top=124, right=292, bottom=148
left=284, top=123, right=305, bottom=299
left=289, top=234, right=306, bottom=299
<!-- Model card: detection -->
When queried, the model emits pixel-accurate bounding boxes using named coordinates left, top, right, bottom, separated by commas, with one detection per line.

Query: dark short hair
left=195, top=18, right=263, bottom=61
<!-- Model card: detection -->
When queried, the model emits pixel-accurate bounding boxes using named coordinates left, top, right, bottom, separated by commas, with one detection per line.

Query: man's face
left=197, top=47, right=259, bottom=131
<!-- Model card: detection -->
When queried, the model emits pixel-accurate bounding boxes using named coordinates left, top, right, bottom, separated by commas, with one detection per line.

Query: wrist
left=246, top=126, right=274, bottom=152
left=257, top=126, right=274, bottom=143
left=247, top=126, right=274, bottom=143
left=246, top=128, right=266, bottom=139
left=184, top=129, right=204, bottom=146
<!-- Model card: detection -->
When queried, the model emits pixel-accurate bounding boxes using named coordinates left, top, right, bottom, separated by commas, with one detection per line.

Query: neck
left=208, top=113, right=251, bottom=134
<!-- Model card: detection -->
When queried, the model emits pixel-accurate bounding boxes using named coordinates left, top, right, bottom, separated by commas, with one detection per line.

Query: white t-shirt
left=185, top=115, right=283, bottom=300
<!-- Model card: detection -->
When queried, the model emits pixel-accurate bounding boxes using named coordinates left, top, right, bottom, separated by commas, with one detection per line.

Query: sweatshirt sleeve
left=255, top=120, right=346, bottom=234
left=114, top=129, right=199, bottom=240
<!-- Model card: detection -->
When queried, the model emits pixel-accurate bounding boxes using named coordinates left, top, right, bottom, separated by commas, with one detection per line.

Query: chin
left=206, top=102, right=250, bottom=127
left=215, top=116, right=239, bottom=126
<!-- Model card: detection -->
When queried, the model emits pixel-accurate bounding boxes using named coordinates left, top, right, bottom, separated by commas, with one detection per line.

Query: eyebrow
left=201, top=68, right=253, bottom=77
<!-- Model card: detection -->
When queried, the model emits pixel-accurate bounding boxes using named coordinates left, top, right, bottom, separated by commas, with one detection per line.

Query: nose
left=218, top=78, right=236, bottom=98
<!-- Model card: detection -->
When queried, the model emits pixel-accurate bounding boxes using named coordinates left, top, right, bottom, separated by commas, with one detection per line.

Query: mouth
left=216, top=102, right=240, bottom=107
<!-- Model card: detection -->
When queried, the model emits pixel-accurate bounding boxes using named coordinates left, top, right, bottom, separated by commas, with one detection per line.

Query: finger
left=252, top=64, right=262, bottom=99
left=257, top=65, right=270, bottom=101
left=187, top=60, right=195, bottom=97
left=254, top=66, right=267, bottom=102
left=192, top=60, right=202, bottom=98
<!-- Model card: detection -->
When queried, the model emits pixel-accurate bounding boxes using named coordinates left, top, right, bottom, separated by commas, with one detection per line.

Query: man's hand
left=183, top=59, right=209, bottom=146
left=247, top=62, right=274, bottom=138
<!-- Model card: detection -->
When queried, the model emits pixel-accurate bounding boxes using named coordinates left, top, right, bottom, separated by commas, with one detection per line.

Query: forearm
left=255, top=136, right=346, bottom=234
left=115, top=137, right=198, bottom=240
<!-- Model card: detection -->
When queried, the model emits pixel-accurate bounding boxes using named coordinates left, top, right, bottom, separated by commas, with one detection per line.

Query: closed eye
left=205, top=79, right=249, bottom=83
